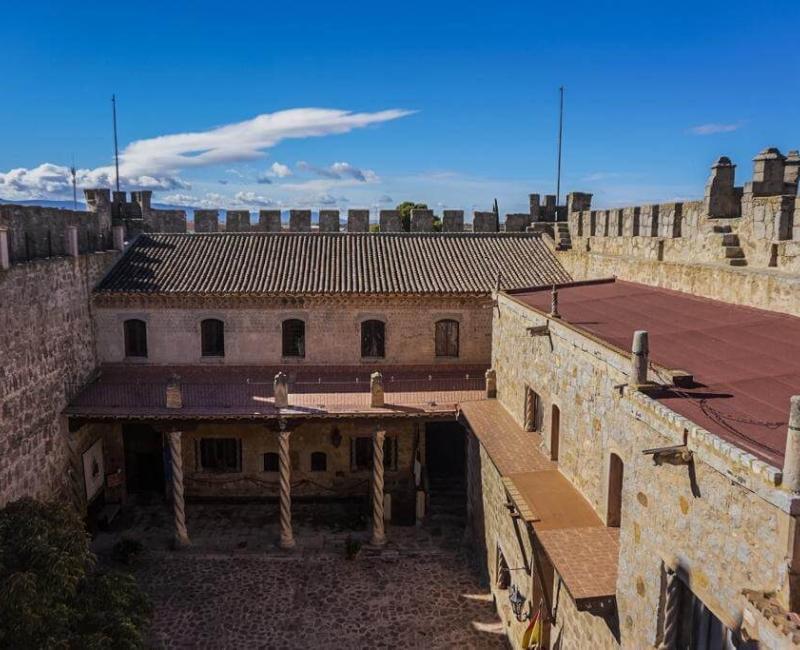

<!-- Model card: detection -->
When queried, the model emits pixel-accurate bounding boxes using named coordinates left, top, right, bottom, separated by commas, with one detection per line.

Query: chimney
left=631, top=330, right=649, bottom=387
left=485, top=368, right=497, bottom=399
left=370, top=371, right=384, bottom=407
left=783, top=396, right=800, bottom=492
left=274, top=372, right=289, bottom=408
left=65, top=225, right=79, bottom=257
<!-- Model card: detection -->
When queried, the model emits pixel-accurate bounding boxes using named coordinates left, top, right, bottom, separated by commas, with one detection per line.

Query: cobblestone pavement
left=95, top=502, right=507, bottom=648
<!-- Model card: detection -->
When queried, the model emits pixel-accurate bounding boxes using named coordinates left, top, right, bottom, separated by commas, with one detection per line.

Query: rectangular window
left=124, top=319, right=148, bottom=358
left=198, top=438, right=241, bottom=473
left=435, top=320, right=459, bottom=357
left=675, top=580, right=738, bottom=648
left=350, top=436, right=398, bottom=471
left=524, top=387, right=542, bottom=432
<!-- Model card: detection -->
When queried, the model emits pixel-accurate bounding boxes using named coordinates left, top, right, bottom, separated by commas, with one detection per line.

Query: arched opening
left=123, top=319, right=148, bottom=358
left=496, top=546, right=510, bottom=590
left=310, top=451, right=327, bottom=472
left=434, top=319, right=459, bottom=357
left=550, top=404, right=560, bottom=461
left=201, top=318, right=225, bottom=357
left=361, top=319, right=385, bottom=358
left=282, top=319, right=305, bottom=357
left=607, top=453, right=624, bottom=527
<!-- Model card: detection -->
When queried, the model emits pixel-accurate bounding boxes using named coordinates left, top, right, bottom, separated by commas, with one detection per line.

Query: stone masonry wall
left=0, top=252, right=119, bottom=506
left=489, top=293, right=791, bottom=647
left=93, top=296, right=492, bottom=367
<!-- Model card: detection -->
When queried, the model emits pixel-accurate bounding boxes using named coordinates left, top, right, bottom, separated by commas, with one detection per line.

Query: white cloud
left=234, top=191, right=279, bottom=208
left=689, top=122, right=743, bottom=136
left=0, top=107, right=411, bottom=200
left=296, top=160, right=377, bottom=183
left=269, top=162, right=292, bottom=178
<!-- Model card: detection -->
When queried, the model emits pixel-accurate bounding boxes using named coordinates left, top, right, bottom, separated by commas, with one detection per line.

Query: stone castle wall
left=0, top=252, right=119, bottom=507
left=484, top=292, right=794, bottom=647
left=93, top=296, right=492, bottom=367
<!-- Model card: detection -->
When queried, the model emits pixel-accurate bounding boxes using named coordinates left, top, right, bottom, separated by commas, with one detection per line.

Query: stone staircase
left=426, top=476, right=466, bottom=529
left=554, top=221, right=572, bottom=250
left=711, top=224, right=747, bottom=266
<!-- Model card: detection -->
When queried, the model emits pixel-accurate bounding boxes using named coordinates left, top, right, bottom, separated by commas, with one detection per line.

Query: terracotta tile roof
left=508, top=278, right=800, bottom=466
left=459, top=399, right=619, bottom=606
left=66, top=364, right=487, bottom=420
left=95, top=232, right=571, bottom=295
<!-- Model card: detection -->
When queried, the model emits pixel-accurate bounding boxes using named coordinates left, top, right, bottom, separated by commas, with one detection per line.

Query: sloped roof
left=95, top=232, right=571, bottom=295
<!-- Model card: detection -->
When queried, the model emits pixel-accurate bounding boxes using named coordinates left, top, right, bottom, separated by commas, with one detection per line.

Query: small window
left=607, top=453, right=624, bottom=527
left=310, top=451, right=327, bottom=472
left=263, top=452, right=279, bottom=472
left=361, top=320, right=385, bottom=358
left=550, top=404, right=560, bottom=461
left=124, top=319, right=148, bottom=358
left=524, top=387, right=543, bottom=432
left=496, top=547, right=511, bottom=590
left=350, top=436, right=398, bottom=471
left=201, top=319, right=225, bottom=357
left=282, top=319, right=305, bottom=357
left=198, top=438, right=241, bottom=473
left=435, top=319, right=459, bottom=357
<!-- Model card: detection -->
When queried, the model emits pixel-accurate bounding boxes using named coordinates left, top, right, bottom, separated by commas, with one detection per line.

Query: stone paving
left=94, top=502, right=507, bottom=648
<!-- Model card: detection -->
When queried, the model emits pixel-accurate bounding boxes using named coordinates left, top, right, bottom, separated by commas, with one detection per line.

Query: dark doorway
left=123, top=424, right=165, bottom=496
left=425, top=421, right=466, bottom=478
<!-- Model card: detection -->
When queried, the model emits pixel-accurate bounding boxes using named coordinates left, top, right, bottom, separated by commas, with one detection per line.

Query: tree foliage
left=0, top=498, right=151, bottom=649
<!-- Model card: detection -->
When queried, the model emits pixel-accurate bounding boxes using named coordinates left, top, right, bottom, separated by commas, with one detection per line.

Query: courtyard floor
left=93, top=502, right=507, bottom=648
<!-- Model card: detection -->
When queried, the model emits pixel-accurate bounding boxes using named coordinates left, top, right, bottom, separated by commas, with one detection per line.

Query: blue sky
left=0, top=0, right=797, bottom=214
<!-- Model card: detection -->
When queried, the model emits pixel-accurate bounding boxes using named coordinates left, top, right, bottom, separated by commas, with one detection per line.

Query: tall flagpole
left=556, top=86, right=564, bottom=219
left=112, top=94, right=120, bottom=192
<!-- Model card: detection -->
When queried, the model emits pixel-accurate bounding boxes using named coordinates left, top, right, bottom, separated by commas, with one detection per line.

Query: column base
left=172, top=534, right=191, bottom=550
left=279, top=535, right=296, bottom=550
left=370, top=533, right=387, bottom=547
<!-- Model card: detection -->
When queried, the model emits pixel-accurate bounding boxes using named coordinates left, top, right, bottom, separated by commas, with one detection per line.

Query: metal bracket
left=526, top=324, right=550, bottom=336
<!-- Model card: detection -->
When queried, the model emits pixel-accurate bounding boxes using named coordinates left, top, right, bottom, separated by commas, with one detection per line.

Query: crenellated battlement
left=566, top=146, right=800, bottom=271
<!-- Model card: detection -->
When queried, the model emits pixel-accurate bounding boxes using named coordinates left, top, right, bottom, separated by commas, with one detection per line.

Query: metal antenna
left=556, top=86, right=564, bottom=219
left=112, top=94, right=120, bottom=192
left=70, top=156, right=77, bottom=211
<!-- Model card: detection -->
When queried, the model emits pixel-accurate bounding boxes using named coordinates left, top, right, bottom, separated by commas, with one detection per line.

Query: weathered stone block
left=504, top=214, right=529, bottom=232
left=319, top=210, right=340, bottom=232
left=410, top=209, right=434, bottom=232
left=442, top=210, right=464, bottom=232
left=347, top=210, right=369, bottom=232
left=194, top=210, right=219, bottom=233
left=379, top=210, right=402, bottom=232
left=289, top=210, right=311, bottom=232
left=473, top=212, right=498, bottom=232
left=226, top=210, right=251, bottom=232
left=259, top=210, right=282, bottom=232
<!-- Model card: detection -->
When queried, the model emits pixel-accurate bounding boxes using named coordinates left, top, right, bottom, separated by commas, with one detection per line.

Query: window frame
left=524, top=386, right=543, bottom=432
left=434, top=319, right=460, bottom=358
left=281, top=318, right=306, bottom=358
left=197, top=438, right=241, bottom=473
left=360, top=319, right=386, bottom=358
left=310, top=451, right=328, bottom=472
left=350, top=435, right=398, bottom=471
left=123, top=319, right=148, bottom=358
left=200, top=318, right=225, bottom=357
left=263, top=452, right=279, bottom=473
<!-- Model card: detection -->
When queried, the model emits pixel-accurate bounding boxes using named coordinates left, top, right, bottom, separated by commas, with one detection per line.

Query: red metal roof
left=508, top=279, right=800, bottom=467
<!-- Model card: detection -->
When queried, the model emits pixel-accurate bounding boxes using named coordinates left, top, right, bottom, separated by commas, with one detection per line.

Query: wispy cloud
left=689, top=121, right=744, bottom=136
left=0, top=108, right=411, bottom=200
left=296, top=161, right=377, bottom=183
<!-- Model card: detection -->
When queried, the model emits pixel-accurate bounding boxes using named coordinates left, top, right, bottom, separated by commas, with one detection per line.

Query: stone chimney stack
left=749, top=147, right=787, bottom=196
left=166, top=375, right=182, bottom=409
left=785, top=150, right=800, bottom=192
left=783, top=396, right=800, bottom=492
left=704, top=156, right=739, bottom=217
left=485, top=368, right=497, bottom=399
left=631, top=330, right=649, bottom=387
left=274, top=372, right=289, bottom=408
left=370, top=371, right=384, bottom=408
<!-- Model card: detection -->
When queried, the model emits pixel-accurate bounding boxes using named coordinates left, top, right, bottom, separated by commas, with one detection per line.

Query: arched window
left=201, top=319, right=225, bottom=357
left=607, top=453, right=624, bottom=527
left=435, top=319, right=459, bottom=357
left=310, top=451, right=327, bottom=472
left=550, top=404, right=560, bottom=461
left=282, top=319, right=305, bottom=357
left=361, top=320, right=385, bottom=358
left=263, top=452, right=279, bottom=472
left=124, top=319, right=148, bottom=358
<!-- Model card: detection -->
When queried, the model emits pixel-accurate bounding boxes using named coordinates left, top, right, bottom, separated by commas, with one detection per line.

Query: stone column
left=278, top=423, right=295, bottom=548
left=783, top=396, right=800, bottom=492
left=167, top=431, right=190, bottom=548
left=371, top=429, right=387, bottom=546
left=65, top=225, right=79, bottom=257
left=631, top=330, right=649, bottom=387
left=112, top=225, right=125, bottom=251
left=659, top=565, right=681, bottom=650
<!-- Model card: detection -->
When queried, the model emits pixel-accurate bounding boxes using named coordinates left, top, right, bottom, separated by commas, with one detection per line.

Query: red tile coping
left=459, top=399, right=618, bottom=604
left=507, top=278, right=800, bottom=467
